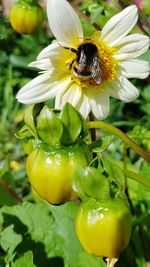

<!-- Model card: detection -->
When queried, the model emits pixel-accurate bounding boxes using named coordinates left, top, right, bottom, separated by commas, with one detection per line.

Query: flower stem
left=124, top=169, right=150, bottom=188
left=0, top=178, right=22, bottom=204
left=123, top=144, right=134, bottom=212
left=106, top=258, right=118, bottom=267
left=87, top=121, right=150, bottom=163
left=89, top=113, right=96, bottom=142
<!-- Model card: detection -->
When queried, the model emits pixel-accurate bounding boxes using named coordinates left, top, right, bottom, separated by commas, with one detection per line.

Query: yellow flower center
left=68, top=34, right=117, bottom=88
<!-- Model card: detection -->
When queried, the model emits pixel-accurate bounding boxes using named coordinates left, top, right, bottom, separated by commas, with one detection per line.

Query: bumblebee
left=64, top=43, right=102, bottom=85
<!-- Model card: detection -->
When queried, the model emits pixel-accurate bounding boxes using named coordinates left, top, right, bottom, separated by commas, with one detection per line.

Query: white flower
left=16, top=0, right=150, bottom=120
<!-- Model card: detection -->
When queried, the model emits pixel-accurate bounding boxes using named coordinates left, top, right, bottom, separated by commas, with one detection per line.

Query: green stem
left=124, top=170, right=150, bottom=188
left=87, top=121, right=150, bottom=163
left=122, top=144, right=135, bottom=212
left=123, top=144, right=127, bottom=175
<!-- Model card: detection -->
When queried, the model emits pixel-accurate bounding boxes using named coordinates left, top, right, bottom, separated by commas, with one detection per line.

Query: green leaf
left=101, top=158, right=125, bottom=192
left=3, top=171, right=16, bottom=190
left=79, top=113, right=89, bottom=141
left=0, top=160, right=9, bottom=177
left=139, top=49, right=150, bottom=61
left=37, top=106, right=63, bottom=148
left=81, top=19, right=95, bottom=37
left=0, top=172, right=17, bottom=206
left=9, top=55, right=32, bottom=69
left=141, top=102, right=150, bottom=116
left=141, top=84, right=150, bottom=102
left=0, top=201, right=105, bottom=267
left=24, top=105, right=37, bottom=137
left=0, top=202, right=62, bottom=266
left=60, top=103, right=82, bottom=145
left=73, top=166, right=110, bottom=201
left=11, top=251, right=36, bottom=267
left=129, top=125, right=150, bottom=147
left=89, top=135, right=114, bottom=153
left=0, top=225, right=22, bottom=263
left=89, top=3, right=117, bottom=28
left=91, top=6, right=104, bottom=25
left=127, top=161, right=150, bottom=205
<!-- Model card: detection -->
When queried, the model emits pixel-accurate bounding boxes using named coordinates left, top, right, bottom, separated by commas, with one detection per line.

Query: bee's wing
left=91, top=56, right=102, bottom=85
left=78, top=50, right=87, bottom=72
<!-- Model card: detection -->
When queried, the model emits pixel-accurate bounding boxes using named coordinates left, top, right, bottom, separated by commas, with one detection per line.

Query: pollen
left=97, top=41, right=117, bottom=82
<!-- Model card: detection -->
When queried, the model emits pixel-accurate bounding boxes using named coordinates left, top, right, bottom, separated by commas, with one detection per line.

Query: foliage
left=0, top=0, right=150, bottom=266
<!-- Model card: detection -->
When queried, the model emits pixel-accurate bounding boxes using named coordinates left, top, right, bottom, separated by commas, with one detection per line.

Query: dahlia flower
left=17, top=0, right=149, bottom=119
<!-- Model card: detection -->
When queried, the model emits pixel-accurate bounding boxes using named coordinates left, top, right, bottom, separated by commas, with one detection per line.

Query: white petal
left=86, top=89, right=110, bottom=120
left=108, top=77, right=139, bottom=102
left=55, top=83, right=81, bottom=109
left=36, top=42, right=74, bottom=74
left=77, top=95, right=91, bottom=119
left=17, top=72, right=52, bottom=97
left=114, top=34, right=150, bottom=60
left=29, top=58, right=53, bottom=70
left=55, top=84, right=69, bottom=109
left=119, top=59, right=150, bottom=79
left=62, top=84, right=82, bottom=106
left=16, top=72, right=72, bottom=104
left=37, top=42, right=62, bottom=60
left=47, top=0, right=83, bottom=47
left=101, top=5, right=138, bottom=46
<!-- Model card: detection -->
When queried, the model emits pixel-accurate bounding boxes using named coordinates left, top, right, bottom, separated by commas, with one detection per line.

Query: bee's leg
left=64, top=47, right=78, bottom=54
left=58, top=43, right=78, bottom=54
left=78, top=36, right=93, bottom=41
left=69, top=59, right=75, bottom=71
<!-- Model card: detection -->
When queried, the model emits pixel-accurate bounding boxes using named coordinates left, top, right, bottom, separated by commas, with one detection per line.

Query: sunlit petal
left=101, top=5, right=138, bottom=47
left=47, top=0, right=83, bottom=47
left=119, top=59, right=150, bottom=79
left=17, top=72, right=72, bottom=104
left=86, top=88, right=110, bottom=120
left=107, top=77, right=139, bottom=102
left=55, top=83, right=82, bottom=109
left=37, top=42, right=62, bottom=60
left=77, top=94, right=91, bottom=119
left=29, top=59, right=53, bottom=70
left=114, top=34, right=150, bottom=60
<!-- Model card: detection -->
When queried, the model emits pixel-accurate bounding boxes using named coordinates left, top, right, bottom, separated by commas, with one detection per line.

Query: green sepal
left=60, top=103, right=82, bottom=145
left=79, top=113, right=89, bottom=142
left=16, top=123, right=40, bottom=154
left=16, top=0, right=41, bottom=8
left=89, top=135, right=114, bottom=153
left=24, top=105, right=37, bottom=138
left=37, top=106, right=63, bottom=149
left=73, top=165, right=110, bottom=202
left=19, top=103, right=89, bottom=149
left=22, top=138, right=40, bottom=155
left=100, top=158, right=126, bottom=193
left=16, top=125, right=33, bottom=140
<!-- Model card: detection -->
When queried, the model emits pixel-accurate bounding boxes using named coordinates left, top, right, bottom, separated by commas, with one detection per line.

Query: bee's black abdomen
left=74, top=67, right=91, bottom=77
